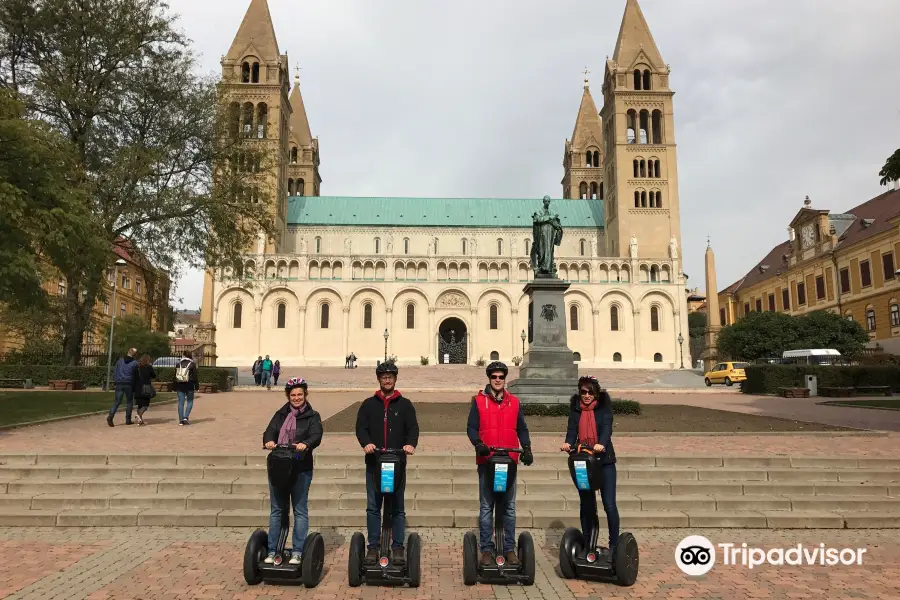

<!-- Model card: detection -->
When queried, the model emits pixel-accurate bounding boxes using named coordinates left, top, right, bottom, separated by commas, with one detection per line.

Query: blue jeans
left=477, top=463, right=516, bottom=553
left=109, top=383, right=134, bottom=422
left=268, top=470, right=313, bottom=554
left=177, top=390, right=194, bottom=422
left=365, top=468, right=406, bottom=549
left=261, top=370, right=272, bottom=387
left=579, top=463, right=619, bottom=549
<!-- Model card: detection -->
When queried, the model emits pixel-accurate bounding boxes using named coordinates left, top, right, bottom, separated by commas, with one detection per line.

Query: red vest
left=475, top=390, right=521, bottom=465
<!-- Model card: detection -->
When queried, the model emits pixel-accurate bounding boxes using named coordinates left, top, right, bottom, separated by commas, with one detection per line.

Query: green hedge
left=523, top=399, right=641, bottom=416
left=0, top=365, right=233, bottom=389
left=742, top=365, right=900, bottom=395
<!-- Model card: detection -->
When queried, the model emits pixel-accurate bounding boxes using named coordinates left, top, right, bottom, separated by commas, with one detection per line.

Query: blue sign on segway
left=493, top=463, right=508, bottom=492
left=381, top=462, right=395, bottom=493
left=573, top=460, right=591, bottom=491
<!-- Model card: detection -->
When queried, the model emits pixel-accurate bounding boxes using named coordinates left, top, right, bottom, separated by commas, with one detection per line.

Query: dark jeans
left=273, top=373, right=280, bottom=385
left=254, top=373, right=261, bottom=385
left=477, top=463, right=516, bottom=553
left=578, top=463, right=619, bottom=550
left=261, top=370, right=272, bottom=388
left=268, top=470, right=313, bottom=554
left=365, top=468, right=406, bottom=549
left=109, top=383, right=134, bottom=422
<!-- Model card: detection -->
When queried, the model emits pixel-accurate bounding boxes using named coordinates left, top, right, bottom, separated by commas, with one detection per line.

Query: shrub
left=511, top=356, right=522, bottom=366
left=474, top=356, right=486, bottom=367
left=742, top=365, right=900, bottom=395
left=420, top=356, right=429, bottom=365
left=522, top=399, right=641, bottom=416
left=0, top=365, right=233, bottom=389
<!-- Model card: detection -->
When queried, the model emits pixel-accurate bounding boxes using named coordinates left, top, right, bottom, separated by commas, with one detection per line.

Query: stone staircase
left=1, top=452, right=899, bottom=528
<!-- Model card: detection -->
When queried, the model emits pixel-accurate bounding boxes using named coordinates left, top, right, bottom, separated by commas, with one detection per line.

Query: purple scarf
left=277, top=403, right=307, bottom=445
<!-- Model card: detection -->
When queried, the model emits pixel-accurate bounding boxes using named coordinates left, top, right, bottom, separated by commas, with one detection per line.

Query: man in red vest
left=466, top=361, right=533, bottom=567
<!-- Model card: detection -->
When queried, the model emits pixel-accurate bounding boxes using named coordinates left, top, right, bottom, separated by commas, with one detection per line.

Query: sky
left=168, top=0, right=900, bottom=310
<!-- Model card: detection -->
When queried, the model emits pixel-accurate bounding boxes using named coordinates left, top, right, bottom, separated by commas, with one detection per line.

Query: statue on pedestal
left=629, top=235, right=638, bottom=259
left=669, top=236, right=678, bottom=259
left=530, top=196, right=563, bottom=276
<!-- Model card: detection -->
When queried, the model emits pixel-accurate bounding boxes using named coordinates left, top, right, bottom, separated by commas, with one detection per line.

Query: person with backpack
left=252, top=356, right=263, bottom=386
left=260, top=355, right=274, bottom=390
left=132, top=354, right=157, bottom=426
left=173, top=350, right=199, bottom=426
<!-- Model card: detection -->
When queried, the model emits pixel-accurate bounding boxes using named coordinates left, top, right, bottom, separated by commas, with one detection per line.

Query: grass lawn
left=0, top=391, right=176, bottom=427
left=819, top=399, right=900, bottom=411
left=324, top=403, right=854, bottom=433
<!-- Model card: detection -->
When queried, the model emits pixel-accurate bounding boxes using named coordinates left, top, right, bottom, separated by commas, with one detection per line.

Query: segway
left=558, top=444, right=638, bottom=586
left=243, top=444, right=325, bottom=587
left=462, top=447, right=535, bottom=586
left=347, top=448, right=421, bottom=587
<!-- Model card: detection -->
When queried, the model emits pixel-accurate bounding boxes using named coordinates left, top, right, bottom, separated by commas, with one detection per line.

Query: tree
left=102, top=314, right=170, bottom=361
left=879, top=148, right=900, bottom=186
left=687, top=311, right=706, bottom=364
left=795, top=310, right=868, bottom=356
left=0, top=0, right=275, bottom=364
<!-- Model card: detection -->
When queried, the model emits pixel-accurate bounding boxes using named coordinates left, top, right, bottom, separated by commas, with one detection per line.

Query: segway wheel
left=462, top=531, right=478, bottom=586
left=348, top=532, right=365, bottom=587
left=559, top=527, right=584, bottom=580
left=517, top=531, right=535, bottom=586
left=406, top=533, right=421, bottom=587
left=243, top=529, right=268, bottom=585
left=301, top=532, right=325, bottom=588
left=613, top=532, right=639, bottom=587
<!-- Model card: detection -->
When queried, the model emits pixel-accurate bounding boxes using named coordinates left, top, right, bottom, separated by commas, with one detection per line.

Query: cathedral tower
left=287, top=71, right=321, bottom=205
left=562, top=73, right=604, bottom=202
left=600, top=0, right=682, bottom=258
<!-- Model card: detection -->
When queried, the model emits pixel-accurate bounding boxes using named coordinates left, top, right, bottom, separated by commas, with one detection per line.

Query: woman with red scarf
left=561, top=375, right=619, bottom=561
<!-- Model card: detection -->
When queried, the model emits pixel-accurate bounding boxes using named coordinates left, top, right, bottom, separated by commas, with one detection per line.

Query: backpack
left=175, top=359, right=191, bottom=383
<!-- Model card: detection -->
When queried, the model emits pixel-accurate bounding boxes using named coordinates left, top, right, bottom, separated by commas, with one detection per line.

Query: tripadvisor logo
left=675, top=536, right=867, bottom=575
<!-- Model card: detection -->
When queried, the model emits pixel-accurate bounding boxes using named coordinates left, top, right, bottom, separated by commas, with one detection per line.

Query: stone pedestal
left=507, top=277, right=578, bottom=404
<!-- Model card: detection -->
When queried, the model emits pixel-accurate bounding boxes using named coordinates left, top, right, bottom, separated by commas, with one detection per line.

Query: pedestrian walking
left=107, top=348, right=138, bottom=427
left=261, top=355, right=274, bottom=390
left=173, top=350, right=200, bottom=425
left=132, top=354, right=157, bottom=426
left=273, top=360, right=281, bottom=386
left=253, top=356, right=263, bottom=386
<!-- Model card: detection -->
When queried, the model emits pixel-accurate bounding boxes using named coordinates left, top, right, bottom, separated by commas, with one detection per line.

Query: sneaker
left=289, top=553, right=302, bottom=565
left=392, top=546, right=405, bottom=565
left=182, top=419, right=190, bottom=426
left=365, top=547, right=379, bottom=565
left=264, top=552, right=275, bottom=564
left=479, top=551, right=494, bottom=566
left=178, top=420, right=184, bottom=426
left=107, top=416, right=114, bottom=427
left=136, top=414, right=144, bottom=426
left=504, top=551, right=520, bottom=566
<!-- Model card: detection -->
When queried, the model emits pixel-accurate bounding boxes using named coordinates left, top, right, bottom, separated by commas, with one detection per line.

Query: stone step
left=0, top=507, right=894, bottom=528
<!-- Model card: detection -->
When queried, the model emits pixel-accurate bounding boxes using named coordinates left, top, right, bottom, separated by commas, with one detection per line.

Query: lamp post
left=383, top=328, right=389, bottom=363
left=677, top=332, right=685, bottom=369
left=520, top=329, right=526, bottom=358
left=104, top=258, right=128, bottom=391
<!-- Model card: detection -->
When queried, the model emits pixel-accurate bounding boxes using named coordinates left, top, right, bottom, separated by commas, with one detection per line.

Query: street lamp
left=104, top=258, right=128, bottom=391
left=383, top=328, right=389, bottom=363
left=677, top=332, right=685, bottom=369
left=520, top=329, right=526, bottom=357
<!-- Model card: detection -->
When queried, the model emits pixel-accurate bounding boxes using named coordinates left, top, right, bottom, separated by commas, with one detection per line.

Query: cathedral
left=198, top=0, right=691, bottom=369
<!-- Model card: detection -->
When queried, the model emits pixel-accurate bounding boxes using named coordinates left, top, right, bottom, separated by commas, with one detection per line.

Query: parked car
left=152, top=356, right=183, bottom=368
left=704, top=361, right=749, bottom=387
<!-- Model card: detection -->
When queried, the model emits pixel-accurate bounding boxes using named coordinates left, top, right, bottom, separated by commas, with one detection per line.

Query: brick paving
left=0, top=527, right=898, bottom=599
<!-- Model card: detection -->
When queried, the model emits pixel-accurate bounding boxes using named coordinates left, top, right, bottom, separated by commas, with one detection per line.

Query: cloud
left=169, top=0, right=900, bottom=309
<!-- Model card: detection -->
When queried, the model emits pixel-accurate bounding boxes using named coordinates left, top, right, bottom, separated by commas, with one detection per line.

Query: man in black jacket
left=355, top=362, right=419, bottom=566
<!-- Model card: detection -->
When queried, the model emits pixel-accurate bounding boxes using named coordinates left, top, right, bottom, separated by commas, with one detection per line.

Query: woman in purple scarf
left=262, top=377, right=323, bottom=564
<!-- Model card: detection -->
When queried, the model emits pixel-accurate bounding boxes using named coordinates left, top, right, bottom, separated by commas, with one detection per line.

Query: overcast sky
left=168, top=0, right=900, bottom=311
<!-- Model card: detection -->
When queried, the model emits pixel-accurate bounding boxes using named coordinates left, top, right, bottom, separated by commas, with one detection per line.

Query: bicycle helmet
left=284, top=377, right=308, bottom=395
left=375, top=361, right=399, bottom=377
left=485, top=361, right=508, bottom=378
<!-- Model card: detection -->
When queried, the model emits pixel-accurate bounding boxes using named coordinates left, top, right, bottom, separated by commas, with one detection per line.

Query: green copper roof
left=287, top=196, right=604, bottom=228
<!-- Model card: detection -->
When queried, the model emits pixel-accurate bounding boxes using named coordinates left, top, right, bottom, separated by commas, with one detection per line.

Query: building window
left=884, top=253, right=896, bottom=281
left=891, top=303, right=900, bottom=327
left=461, top=239, right=466, bottom=254
left=653, top=353, right=662, bottom=362
left=525, top=239, right=530, bottom=256
left=839, top=268, right=850, bottom=294
left=782, top=288, right=790, bottom=311
left=497, top=239, right=503, bottom=256
left=489, top=304, right=498, bottom=330
left=404, top=238, right=410, bottom=254
left=86, top=331, right=95, bottom=344
left=570, top=305, right=579, bottom=331
left=363, top=303, right=373, bottom=329
left=320, top=303, right=330, bottom=329
left=276, top=303, right=286, bottom=329
left=815, top=276, right=825, bottom=300
left=136, top=281, right=142, bottom=295
left=233, top=302, right=242, bottom=328
left=650, top=306, right=660, bottom=331
left=315, top=237, right=321, bottom=254
left=613, top=352, right=622, bottom=362
left=755, top=299, right=762, bottom=312
left=866, top=308, right=876, bottom=331
left=120, top=302, right=126, bottom=317
left=768, top=294, right=775, bottom=312
left=744, top=302, right=750, bottom=316
left=860, top=260, right=872, bottom=288
left=374, top=238, right=381, bottom=254
left=107, top=270, right=114, bottom=284
left=610, top=306, right=619, bottom=331
left=797, top=283, right=807, bottom=305
left=579, top=239, right=586, bottom=256
left=719, top=308, right=726, bottom=326
left=490, top=351, right=500, bottom=361
left=57, top=280, right=66, bottom=296
left=406, top=303, right=415, bottom=329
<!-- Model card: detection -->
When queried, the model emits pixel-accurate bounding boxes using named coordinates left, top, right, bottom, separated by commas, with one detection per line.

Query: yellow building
left=717, top=189, right=900, bottom=353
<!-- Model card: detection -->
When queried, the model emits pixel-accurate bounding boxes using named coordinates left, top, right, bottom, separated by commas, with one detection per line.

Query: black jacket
left=263, top=401, right=324, bottom=472
left=355, top=393, right=419, bottom=468
left=132, top=364, right=157, bottom=397
left=565, top=393, right=616, bottom=465
left=172, top=357, right=199, bottom=393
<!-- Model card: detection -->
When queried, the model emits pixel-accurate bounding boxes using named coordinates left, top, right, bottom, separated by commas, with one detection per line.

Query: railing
left=0, top=344, right=215, bottom=367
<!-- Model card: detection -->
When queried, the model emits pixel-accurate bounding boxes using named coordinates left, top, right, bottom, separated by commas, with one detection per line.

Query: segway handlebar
left=564, top=443, right=599, bottom=455
left=262, top=442, right=306, bottom=450
left=489, top=446, right=523, bottom=454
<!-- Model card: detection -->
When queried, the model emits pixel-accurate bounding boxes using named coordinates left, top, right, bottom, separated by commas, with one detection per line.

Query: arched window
left=634, top=191, right=640, bottom=208
left=490, top=351, right=500, bottom=361
left=404, top=238, right=410, bottom=254
left=579, top=239, right=586, bottom=256
left=643, top=70, right=651, bottom=91
left=633, top=69, right=642, bottom=90
left=866, top=308, right=876, bottom=331
left=640, top=159, right=646, bottom=177
left=241, top=62, right=250, bottom=83
left=363, top=303, right=372, bottom=329
left=251, top=62, right=260, bottom=83
left=654, top=352, right=662, bottom=362
left=633, top=159, right=639, bottom=178
left=461, top=239, right=467, bottom=254
left=650, top=265, right=659, bottom=282
left=641, top=191, right=647, bottom=207
left=639, top=109, right=649, bottom=144
left=599, top=182, right=604, bottom=199
left=287, top=178, right=294, bottom=195
left=652, top=110, right=663, bottom=144
left=592, top=151, right=600, bottom=167
left=497, top=239, right=503, bottom=256
left=276, top=303, right=286, bottom=329
left=610, top=305, right=619, bottom=331
left=590, top=182, right=598, bottom=199
left=579, top=182, right=588, bottom=199
left=654, top=160, right=661, bottom=178
left=320, top=303, right=330, bottom=329
left=627, top=110, right=637, bottom=144
left=256, top=103, right=268, bottom=138
left=585, top=150, right=591, bottom=167
left=297, top=178, right=305, bottom=196
left=525, top=239, right=531, bottom=256
left=890, top=303, right=900, bottom=327
left=573, top=352, right=582, bottom=362
left=656, top=191, right=663, bottom=208
left=315, top=237, right=321, bottom=254
left=613, top=352, right=622, bottom=362
left=375, top=238, right=381, bottom=254
left=241, top=103, right=254, bottom=138
left=290, top=147, right=298, bottom=163
left=650, top=306, right=660, bottom=331
left=570, top=305, right=579, bottom=330
left=406, top=303, right=415, bottom=329
left=489, top=304, right=498, bottom=330
left=233, top=302, right=243, bottom=328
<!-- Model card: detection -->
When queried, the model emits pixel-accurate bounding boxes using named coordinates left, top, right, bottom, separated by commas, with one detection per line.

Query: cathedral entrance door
left=438, top=317, right=468, bottom=364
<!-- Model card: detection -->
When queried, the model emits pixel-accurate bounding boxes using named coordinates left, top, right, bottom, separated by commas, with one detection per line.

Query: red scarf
left=577, top=398, right=598, bottom=447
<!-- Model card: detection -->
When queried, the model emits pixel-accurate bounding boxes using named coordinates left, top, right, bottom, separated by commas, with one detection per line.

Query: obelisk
left=701, top=240, right=721, bottom=371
